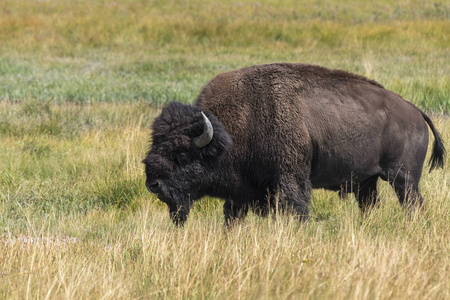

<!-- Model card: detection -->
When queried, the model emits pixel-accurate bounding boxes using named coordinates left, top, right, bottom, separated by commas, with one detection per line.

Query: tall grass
left=0, top=0, right=449, bottom=298
left=0, top=102, right=449, bottom=299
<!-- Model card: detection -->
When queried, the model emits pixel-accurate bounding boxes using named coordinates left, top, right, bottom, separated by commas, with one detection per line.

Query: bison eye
left=176, top=152, right=190, bottom=164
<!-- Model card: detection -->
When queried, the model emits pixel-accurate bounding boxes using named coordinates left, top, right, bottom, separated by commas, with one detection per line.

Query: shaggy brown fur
left=144, top=63, right=445, bottom=226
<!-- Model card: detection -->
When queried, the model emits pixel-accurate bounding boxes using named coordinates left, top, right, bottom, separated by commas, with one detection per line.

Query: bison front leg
left=274, top=178, right=311, bottom=221
left=223, top=200, right=249, bottom=226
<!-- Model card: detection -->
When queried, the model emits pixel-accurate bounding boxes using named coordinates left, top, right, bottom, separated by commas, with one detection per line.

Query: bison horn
left=193, top=112, right=214, bottom=148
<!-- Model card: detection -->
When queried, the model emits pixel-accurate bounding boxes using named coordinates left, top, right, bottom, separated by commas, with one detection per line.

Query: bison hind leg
left=355, top=175, right=380, bottom=213
left=388, top=171, right=424, bottom=210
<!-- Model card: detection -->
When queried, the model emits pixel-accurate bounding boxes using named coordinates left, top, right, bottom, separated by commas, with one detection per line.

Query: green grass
left=0, top=0, right=449, bottom=298
left=0, top=0, right=449, bottom=110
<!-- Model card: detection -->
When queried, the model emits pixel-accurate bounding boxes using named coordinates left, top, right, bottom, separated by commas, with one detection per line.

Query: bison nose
left=146, top=180, right=162, bottom=194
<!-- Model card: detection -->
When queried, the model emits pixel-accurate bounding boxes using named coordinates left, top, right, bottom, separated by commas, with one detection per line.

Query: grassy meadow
left=0, top=0, right=449, bottom=299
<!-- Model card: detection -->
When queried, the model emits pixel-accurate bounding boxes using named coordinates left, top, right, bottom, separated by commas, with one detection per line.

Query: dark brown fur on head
left=143, top=101, right=232, bottom=226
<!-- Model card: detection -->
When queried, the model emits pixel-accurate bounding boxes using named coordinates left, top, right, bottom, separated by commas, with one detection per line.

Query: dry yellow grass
left=1, top=200, right=449, bottom=299
left=1, top=106, right=448, bottom=299
left=0, top=1, right=449, bottom=297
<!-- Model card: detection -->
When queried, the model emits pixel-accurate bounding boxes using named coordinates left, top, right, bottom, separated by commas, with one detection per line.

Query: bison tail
left=421, top=111, right=446, bottom=172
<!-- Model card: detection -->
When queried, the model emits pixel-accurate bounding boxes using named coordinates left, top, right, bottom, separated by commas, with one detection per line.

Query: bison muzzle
left=143, top=63, right=445, bottom=226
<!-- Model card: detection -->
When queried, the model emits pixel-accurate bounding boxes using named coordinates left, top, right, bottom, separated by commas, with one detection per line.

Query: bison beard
left=143, top=63, right=445, bottom=227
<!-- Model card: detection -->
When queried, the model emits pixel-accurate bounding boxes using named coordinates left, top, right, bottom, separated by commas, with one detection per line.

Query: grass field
left=0, top=0, right=449, bottom=299
left=1, top=0, right=449, bottom=111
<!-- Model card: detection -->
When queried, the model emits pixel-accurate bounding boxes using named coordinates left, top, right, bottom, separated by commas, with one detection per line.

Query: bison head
left=143, top=102, right=232, bottom=226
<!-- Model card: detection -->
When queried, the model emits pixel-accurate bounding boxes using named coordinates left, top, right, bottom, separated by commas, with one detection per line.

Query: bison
left=143, top=63, right=445, bottom=226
